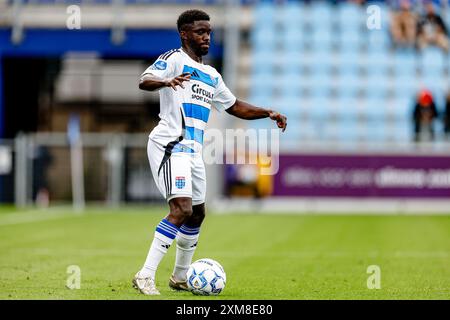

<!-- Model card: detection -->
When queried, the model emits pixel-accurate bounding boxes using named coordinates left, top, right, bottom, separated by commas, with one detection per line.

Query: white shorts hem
left=167, top=194, right=192, bottom=202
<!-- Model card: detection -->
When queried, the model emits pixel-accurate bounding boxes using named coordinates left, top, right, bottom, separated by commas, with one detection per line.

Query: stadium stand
left=248, top=1, right=450, bottom=145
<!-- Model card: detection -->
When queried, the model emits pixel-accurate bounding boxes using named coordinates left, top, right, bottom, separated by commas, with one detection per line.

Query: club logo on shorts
left=175, top=176, right=186, bottom=189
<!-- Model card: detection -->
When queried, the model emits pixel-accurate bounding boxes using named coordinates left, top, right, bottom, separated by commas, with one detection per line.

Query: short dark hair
left=177, top=9, right=210, bottom=32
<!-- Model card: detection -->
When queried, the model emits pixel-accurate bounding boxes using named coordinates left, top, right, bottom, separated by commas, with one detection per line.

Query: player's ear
left=180, top=30, right=188, bottom=42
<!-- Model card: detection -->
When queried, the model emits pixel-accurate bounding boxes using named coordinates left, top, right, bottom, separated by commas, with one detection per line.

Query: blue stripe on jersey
left=182, top=103, right=210, bottom=123
left=185, top=126, right=204, bottom=144
left=172, top=143, right=195, bottom=154
left=183, top=65, right=218, bottom=88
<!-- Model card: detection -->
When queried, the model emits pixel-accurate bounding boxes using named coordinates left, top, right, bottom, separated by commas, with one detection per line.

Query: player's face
left=186, top=21, right=211, bottom=56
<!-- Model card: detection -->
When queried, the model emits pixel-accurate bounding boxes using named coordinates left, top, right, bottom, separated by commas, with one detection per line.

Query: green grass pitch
left=0, top=206, right=449, bottom=300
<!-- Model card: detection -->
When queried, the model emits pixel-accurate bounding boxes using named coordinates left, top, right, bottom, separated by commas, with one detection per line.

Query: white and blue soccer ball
left=186, top=258, right=226, bottom=296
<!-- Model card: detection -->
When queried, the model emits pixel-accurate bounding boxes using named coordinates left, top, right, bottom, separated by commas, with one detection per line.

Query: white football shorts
left=147, top=138, right=206, bottom=205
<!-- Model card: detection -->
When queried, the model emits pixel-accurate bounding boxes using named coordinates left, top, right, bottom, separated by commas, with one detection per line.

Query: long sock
left=173, top=225, right=200, bottom=282
left=140, top=218, right=179, bottom=280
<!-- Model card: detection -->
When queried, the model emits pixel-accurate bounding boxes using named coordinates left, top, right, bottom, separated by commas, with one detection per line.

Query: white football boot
left=132, top=272, right=160, bottom=295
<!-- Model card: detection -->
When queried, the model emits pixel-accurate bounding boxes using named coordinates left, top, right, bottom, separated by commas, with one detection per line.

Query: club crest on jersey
left=175, top=176, right=186, bottom=189
left=150, top=60, right=167, bottom=71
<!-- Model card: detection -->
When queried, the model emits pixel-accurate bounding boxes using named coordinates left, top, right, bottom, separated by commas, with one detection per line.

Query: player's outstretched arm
left=226, top=99, right=287, bottom=132
left=139, top=72, right=191, bottom=92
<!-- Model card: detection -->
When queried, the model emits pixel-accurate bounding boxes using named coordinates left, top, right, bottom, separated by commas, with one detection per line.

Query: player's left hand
left=269, top=111, right=287, bottom=132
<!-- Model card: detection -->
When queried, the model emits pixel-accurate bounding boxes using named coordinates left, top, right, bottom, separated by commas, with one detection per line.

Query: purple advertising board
left=273, top=153, right=450, bottom=198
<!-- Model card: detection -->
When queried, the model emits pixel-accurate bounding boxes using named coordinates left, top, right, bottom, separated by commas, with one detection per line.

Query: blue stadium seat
left=337, top=119, right=360, bottom=142
left=394, top=71, right=420, bottom=98
left=338, top=2, right=364, bottom=28
left=428, top=89, right=446, bottom=114
left=251, top=26, right=277, bottom=50
left=363, top=121, right=387, bottom=142
left=278, top=51, right=303, bottom=74
left=420, top=69, right=445, bottom=92
left=365, top=50, right=392, bottom=71
left=253, top=2, right=276, bottom=27
left=309, top=2, right=333, bottom=28
left=310, top=71, right=333, bottom=97
left=338, top=49, right=362, bottom=74
left=391, top=121, right=413, bottom=142
left=310, top=28, right=334, bottom=51
left=276, top=96, right=303, bottom=119
left=309, top=95, right=333, bottom=121
left=433, top=119, right=445, bottom=140
left=338, top=40, right=362, bottom=56
left=366, top=71, right=391, bottom=96
left=298, top=120, right=319, bottom=141
left=338, top=28, right=363, bottom=48
left=309, top=53, right=334, bottom=76
left=298, top=98, right=314, bottom=116
left=420, top=47, right=445, bottom=71
left=249, top=91, right=274, bottom=111
left=277, top=73, right=304, bottom=98
left=336, top=96, right=359, bottom=121
left=251, top=49, right=275, bottom=70
left=364, top=96, right=388, bottom=121
left=388, top=96, right=414, bottom=121
left=337, top=71, right=360, bottom=98
left=323, top=122, right=340, bottom=141
left=249, top=70, right=274, bottom=102
left=393, top=50, right=418, bottom=75
left=367, top=29, right=391, bottom=51
left=281, top=26, right=305, bottom=52
left=438, top=73, right=450, bottom=94
left=278, top=2, right=302, bottom=28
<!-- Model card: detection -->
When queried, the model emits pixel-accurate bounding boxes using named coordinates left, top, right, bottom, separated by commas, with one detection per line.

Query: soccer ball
left=186, top=258, right=226, bottom=296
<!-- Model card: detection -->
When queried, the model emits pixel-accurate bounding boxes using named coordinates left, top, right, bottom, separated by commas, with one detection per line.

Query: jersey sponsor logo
left=175, top=176, right=186, bottom=189
left=191, top=84, right=214, bottom=104
left=150, top=60, right=167, bottom=70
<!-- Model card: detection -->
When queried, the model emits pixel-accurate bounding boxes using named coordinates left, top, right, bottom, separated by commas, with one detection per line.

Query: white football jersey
left=141, top=48, right=236, bottom=153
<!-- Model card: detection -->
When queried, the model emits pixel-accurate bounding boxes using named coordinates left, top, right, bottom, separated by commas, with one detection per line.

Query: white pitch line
left=0, top=208, right=82, bottom=226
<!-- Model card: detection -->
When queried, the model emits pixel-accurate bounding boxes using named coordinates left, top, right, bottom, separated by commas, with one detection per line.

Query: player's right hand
left=166, top=72, right=191, bottom=91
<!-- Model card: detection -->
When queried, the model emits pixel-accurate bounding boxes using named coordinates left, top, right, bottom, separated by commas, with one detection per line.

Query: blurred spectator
left=32, top=145, right=52, bottom=207
left=390, top=0, right=418, bottom=49
left=413, top=89, right=439, bottom=142
left=445, top=91, right=450, bottom=138
left=416, top=1, right=449, bottom=52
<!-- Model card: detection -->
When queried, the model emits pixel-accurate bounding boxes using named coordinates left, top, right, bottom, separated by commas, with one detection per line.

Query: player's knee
left=180, top=206, right=193, bottom=219
left=169, top=198, right=193, bottom=225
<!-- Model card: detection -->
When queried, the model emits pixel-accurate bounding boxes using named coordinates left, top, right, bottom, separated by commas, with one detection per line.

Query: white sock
left=140, top=218, right=179, bottom=280
left=173, top=225, right=200, bottom=282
